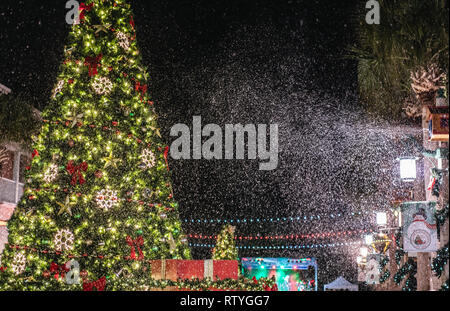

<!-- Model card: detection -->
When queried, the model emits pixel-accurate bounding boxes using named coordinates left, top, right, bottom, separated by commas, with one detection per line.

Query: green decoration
left=212, top=225, right=238, bottom=260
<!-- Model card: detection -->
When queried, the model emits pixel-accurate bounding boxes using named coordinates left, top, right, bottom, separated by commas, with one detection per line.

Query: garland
left=393, top=258, right=417, bottom=291
left=440, top=279, right=449, bottom=291
left=435, top=204, right=449, bottom=236
left=431, top=243, right=449, bottom=278
left=379, top=256, right=390, bottom=284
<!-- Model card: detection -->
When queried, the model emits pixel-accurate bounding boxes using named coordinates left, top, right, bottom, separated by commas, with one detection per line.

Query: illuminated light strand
left=188, top=229, right=370, bottom=240
left=41, top=119, right=157, bottom=145
left=6, top=244, right=177, bottom=261
left=183, top=211, right=368, bottom=224
left=24, top=189, right=174, bottom=210
left=189, top=240, right=363, bottom=249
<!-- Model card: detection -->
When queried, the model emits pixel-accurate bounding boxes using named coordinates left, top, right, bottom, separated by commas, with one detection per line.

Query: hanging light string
left=183, top=210, right=370, bottom=225
left=189, top=240, right=363, bottom=250
left=188, top=229, right=370, bottom=240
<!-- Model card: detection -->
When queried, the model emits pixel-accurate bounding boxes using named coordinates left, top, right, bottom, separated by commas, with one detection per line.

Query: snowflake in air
left=92, top=76, right=113, bottom=95
left=11, top=251, right=27, bottom=275
left=95, top=189, right=119, bottom=211
left=140, top=148, right=156, bottom=169
left=43, top=163, right=58, bottom=183
left=116, top=31, right=130, bottom=51
left=53, top=229, right=74, bottom=252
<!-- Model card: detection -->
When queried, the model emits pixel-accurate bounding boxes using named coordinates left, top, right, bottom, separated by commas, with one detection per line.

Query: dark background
left=0, top=0, right=376, bottom=287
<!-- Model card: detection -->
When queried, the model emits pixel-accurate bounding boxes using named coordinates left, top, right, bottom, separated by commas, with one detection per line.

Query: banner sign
left=401, top=201, right=438, bottom=253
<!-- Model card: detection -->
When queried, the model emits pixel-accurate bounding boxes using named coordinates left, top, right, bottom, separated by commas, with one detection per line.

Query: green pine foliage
left=212, top=225, right=238, bottom=260
left=0, top=0, right=190, bottom=290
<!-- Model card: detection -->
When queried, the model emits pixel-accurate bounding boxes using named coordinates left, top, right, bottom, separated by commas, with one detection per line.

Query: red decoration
left=84, top=53, right=103, bottom=76
left=164, top=146, right=170, bottom=171
left=149, top=260, right=239, bottom=281
left=129, top=16, right=135, bottom=30
left=79, top=2, right=94, bottom=21
left=68, top=79, right=74, bottom=84
left=49, top=262, right=70, bottom=279
left=0, top=266, right=7, bottom=272
left=83, top=276, right=106, bottom=291
left=126, top=236, right=144, bottom=260
left=134, top=81, right=147, bottom=101
left=66, top=161, right=88, bottom=185
left=32, top=149, right=39, bottom=159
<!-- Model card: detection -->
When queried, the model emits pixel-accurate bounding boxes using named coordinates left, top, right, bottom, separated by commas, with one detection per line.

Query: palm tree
left=350, top=0, right=449, bottom=119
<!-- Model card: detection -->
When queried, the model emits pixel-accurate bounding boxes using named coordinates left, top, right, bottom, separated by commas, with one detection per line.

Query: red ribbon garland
left=83, top=276, right=106, bottom=291
left=134, top=81, right=147, bottom=102
left=126, top=236, right=144, bottom=260
left=129, top=16, right=135, bottom=30
left=79, top=2, right=94, bottom=21
left=32, top=149, right=39, bottom=159
left=164, top=146, right=170, bottom=171
left=84, top=53, right=103, bottom=76
left=66, top=161, right=88, bottom=186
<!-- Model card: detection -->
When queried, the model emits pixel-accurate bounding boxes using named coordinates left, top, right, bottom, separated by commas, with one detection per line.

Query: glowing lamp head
left=364, top=234, right=373, bottom=245
left=398, top=157, right=417, bottom=181
left=376, top=212, right=387, bottom=226
left=360, top=246, right=368, bottom=257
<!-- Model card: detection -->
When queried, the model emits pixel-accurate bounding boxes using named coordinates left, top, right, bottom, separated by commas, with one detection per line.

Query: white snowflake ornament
left=92, top=76, right=113, bottom=95
left=52, top=80, right=65, bottom=99
left=140, top=149, right=156, bottom=169
left=116, top=31, right=130, bottom=51
left=11, top=251, right=27, bottom=275
left=95, top=189, right=119, bottom=211
left=53, top=229, right=74, bottom=252
left=43, top=163, right=59, bottom=183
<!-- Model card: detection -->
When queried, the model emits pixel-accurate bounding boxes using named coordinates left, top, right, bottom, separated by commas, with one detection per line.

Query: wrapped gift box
left=149, top=259, right=239, bottom=281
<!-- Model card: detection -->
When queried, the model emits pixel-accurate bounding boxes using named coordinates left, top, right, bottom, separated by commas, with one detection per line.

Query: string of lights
left=188, top=229, right=370, bottom=240
left=182, top=210, right=369, bottom=224
left=189, top=240, right=363, bottom=249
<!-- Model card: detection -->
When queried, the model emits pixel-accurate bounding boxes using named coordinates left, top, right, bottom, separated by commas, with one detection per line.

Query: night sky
left=1, top=0, right=413, bottom=286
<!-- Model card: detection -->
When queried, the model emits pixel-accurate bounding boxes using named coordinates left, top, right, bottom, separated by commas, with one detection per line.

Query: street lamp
left=364, top=234, right=373, bottom=245
left=376, top=212, right=387, bottom=226
left=360, top=246, right=369, bottom=257
left=356, top=256, right=363, bottom=264
left=397, top=157, right=417, bottom=182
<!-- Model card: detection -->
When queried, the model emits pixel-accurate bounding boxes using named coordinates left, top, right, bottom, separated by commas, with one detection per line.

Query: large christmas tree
left=0, top=0, right=190, bottom=290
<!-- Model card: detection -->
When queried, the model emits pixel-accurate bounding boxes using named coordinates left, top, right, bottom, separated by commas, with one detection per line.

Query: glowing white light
left=360, top=247, right=368, bottom=257
left=356, top=256, right=363, bottom=264
left=365, top=234, right=373, bottom=245
left=376, top=212, right=387, bottom=226
left=399, top=157, right=416, bottom=181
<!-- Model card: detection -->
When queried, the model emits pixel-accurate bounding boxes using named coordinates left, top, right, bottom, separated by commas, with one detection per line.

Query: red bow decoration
left=83, top=276, right=106, bottom=291
left=84, top=53, right=103, bottom=76
left=32, top=149, right=39, bottom=159
left=252, top=276, right=258, bottom=284
left=164, top=146, right=170, bottom=171
left=0, top=266, right=7, bottom=272
left=134, top=81, right=147, bottom=102
left=79, top=2, right=94, bottom=21
left=66, top=161, right=88, bottom=185
left=126, top=236, right=144, bottom=260
left=49, top=262, right=70, bottom=279
left=129, top=16, right=135, bottom=30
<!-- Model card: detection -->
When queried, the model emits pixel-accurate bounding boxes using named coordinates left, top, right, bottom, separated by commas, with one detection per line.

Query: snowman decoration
left=405, top=208, right=437, bottom=252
